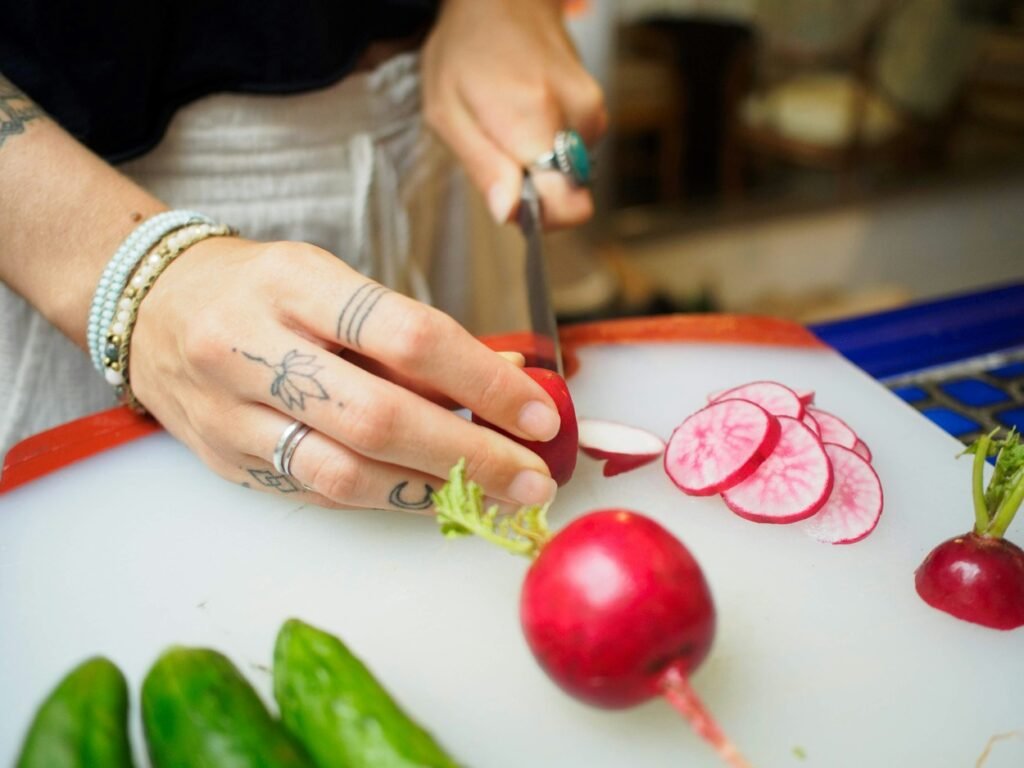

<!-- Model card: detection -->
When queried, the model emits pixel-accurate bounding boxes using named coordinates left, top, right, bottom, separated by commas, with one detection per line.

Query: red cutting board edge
left=0, top=314, right=823, bottom=494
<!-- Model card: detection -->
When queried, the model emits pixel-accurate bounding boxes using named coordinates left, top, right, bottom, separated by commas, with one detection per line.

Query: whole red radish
left=473, top=367, right=578, bottom=486
left=434, top=461, right=750, bottom=767
left=915, top=430, right=1024, bottom=630
left=916, top=533, right=1024, bottom=630
left=521, top=510, right=714, bottom=708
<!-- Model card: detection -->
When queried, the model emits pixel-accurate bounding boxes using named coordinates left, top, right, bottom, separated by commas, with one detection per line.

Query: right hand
left=129, top=236, right=561, bottom=512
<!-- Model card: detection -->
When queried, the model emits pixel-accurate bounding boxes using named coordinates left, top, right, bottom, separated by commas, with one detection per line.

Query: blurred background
left=550, top=0, right=1024, bottom=325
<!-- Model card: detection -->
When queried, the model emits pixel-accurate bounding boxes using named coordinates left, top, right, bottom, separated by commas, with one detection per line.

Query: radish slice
left=709, top=381, right=804, bottom=419
left=721, top=416, right=833, bottom=524
left=802, top=412, right=821, bottom=437
left=852, top=439, right=872, bottom=463
left=664, top=400, right=781, bottom=496
left=578, top=419, right=666, bottom=477
left=807, top=407, right=857, bottom=449
left=709, top=384, right=814, bottom=409
left=802, top=444, right=883, bottom=544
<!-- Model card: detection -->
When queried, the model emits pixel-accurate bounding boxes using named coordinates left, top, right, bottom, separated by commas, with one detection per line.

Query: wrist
left=94, top=216, right=238, bottom=409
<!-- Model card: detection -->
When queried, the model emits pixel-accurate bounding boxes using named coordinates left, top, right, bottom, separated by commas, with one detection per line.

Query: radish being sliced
left=802, top=444, right=883, bottom=544
left=664, top=399, right=781, bottom=496
left=721, top=416, right=833, bottom=524
left=853, top=438, right=872, bottom=463
left=578, top=419, right=666, bottom=477
left=807, top=407, right=857, bottom=449
left=802, top=412, right=821, bottom=437
left=709, top=380, right=804, bottom=419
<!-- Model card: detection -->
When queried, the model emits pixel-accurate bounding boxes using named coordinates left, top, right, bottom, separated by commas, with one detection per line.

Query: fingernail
left=497, top=350, right=526, bottom=368
left=508, top=469, right=558, bottom=506
left=518, top=400, right=560, bottom=441
left=483, top=496, right=521, bottom=516
left=487, top=181, right=516, bottom=224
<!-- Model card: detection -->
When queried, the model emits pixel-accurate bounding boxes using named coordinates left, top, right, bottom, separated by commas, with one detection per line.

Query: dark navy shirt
left=0, top=0, right=438, bottom=162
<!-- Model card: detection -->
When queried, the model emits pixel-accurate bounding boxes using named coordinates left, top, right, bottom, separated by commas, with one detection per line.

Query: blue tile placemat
left=872, top=349, right=1024, bottom=445
left=811, top=283, right=1024, bottom=445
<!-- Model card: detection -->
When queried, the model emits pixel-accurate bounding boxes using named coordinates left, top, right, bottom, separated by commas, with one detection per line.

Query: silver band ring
left=273, top=419, right=312, bottom=479
left=281, top=424, right=312, bottom=480
left=530, top=129, right=592, bottom=187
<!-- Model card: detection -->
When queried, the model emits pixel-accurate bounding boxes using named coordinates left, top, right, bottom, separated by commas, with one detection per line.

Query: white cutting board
left=2, top=341, right=1022, bottom=767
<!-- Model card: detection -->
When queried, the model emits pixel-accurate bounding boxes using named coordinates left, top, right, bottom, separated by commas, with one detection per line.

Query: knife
left=517, top=172, right=563, bottom=375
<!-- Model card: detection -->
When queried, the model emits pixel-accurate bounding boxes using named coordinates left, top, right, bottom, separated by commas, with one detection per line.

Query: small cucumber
left=142, top=646, right=312, bottom=768
left=273, top=619, right=462, bottom=768
left=16, top=656, right=135, bottom=768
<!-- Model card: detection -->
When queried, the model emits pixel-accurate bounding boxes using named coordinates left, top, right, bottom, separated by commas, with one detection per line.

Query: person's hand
left=129, top=237, right=562, bottom=511
left=422, top=0, right=607, bottom=229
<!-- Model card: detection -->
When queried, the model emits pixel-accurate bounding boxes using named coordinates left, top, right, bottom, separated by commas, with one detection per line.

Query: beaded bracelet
left=102, top=221, right=236, bottom=411
left=88, top=210, right=214, bottom=372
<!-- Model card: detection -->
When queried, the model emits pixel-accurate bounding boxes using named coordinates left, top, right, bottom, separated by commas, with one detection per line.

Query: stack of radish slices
left=663, top=381, right=883, bottom=545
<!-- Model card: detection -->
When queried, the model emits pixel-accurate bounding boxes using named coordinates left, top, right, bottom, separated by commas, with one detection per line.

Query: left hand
left=422, top=0, right=607, bottom=230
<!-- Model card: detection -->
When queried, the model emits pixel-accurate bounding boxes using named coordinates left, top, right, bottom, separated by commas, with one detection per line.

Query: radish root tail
left=660, top=667, right=753, bottom=768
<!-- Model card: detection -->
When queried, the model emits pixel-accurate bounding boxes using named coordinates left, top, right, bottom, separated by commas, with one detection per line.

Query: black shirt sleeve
left=0, top=0, right=438, bottom=162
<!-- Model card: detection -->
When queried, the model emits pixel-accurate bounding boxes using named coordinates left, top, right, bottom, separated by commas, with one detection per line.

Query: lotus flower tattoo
left=242, top=349, right=329, bottom=411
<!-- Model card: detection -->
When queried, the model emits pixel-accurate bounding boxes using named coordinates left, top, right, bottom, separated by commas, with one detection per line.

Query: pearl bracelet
left=88, top=210, right=214, bottom=372
left=102, top=221, right=237, bottom=412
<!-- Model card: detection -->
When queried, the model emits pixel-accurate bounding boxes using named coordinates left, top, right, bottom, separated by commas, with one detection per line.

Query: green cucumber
left=273, top=619, right=462, bottom=768
left=16, top=656, right=135, bottom=768
left=142, top=646, right=312, bottom=768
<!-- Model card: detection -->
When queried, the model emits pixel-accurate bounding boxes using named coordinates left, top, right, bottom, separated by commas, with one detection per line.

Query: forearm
left=0, top=73, right=167, bottom=350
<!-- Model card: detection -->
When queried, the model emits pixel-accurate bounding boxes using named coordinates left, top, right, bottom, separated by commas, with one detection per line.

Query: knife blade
left=517, top=173, right=563, bottom=375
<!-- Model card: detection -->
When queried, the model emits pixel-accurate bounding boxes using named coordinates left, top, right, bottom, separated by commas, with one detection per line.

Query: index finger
left=277, top=251, right=563, bottom=444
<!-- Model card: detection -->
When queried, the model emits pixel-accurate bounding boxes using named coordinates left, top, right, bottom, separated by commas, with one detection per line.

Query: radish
left=709, top=380, right=804, bottom=419
left=434, top=461, right=751, bottom=767
left=473, top=368, right=578, bottom=486
left=915, top=430, right=1024, bottom=630
left=852, top=439, right=872, bottom=463
left=578, top=419, right=665, bottom=477
left=806, top=407, right=857, bottom=449
left=664, top=400, right=781, bottom=496
left=801, top=412, right=821, bottom=437
left=794, top=388, right=815, bottom=406
left=801, top=444, right=883, bottom=544
left=709, top=384, right=813, bottom=408
left=721, top=416, right=833, bottom=524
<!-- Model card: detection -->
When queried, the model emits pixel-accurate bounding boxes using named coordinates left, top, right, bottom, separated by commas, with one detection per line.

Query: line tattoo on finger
left=336, top=282, right=391, bottom=348
left=388, top=481, right=435, bottom=510
left=247, top=468, right=300, bottom=493
left=240, top=349, right=329, bottom=410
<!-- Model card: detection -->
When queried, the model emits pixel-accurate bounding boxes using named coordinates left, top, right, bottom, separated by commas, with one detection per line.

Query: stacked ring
left=273, top=420, right=313, bottom=481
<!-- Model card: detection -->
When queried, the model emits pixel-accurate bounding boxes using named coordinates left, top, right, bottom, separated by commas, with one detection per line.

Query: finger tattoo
left=240, top=349, right=330, bottom=411
left=247, top=468, right=301, bottom=493
left=336, top=282, right=390, bottom=348
left=388, top=481, right=435, bottom=510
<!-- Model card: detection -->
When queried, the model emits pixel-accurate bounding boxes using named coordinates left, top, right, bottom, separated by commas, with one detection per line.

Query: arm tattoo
left=388, top=481, right=435, bottom=510
left=0, top=75, right=45, bottom=150
left=240, top=349, right=330, bottom=411
left=247, top=468, right=300, bottom=493
left=336, top=282, right=390, bottom=348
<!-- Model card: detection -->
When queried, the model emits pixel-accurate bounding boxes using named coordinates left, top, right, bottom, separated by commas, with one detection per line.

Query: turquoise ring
left=531, top=130, right=592, bottom=187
